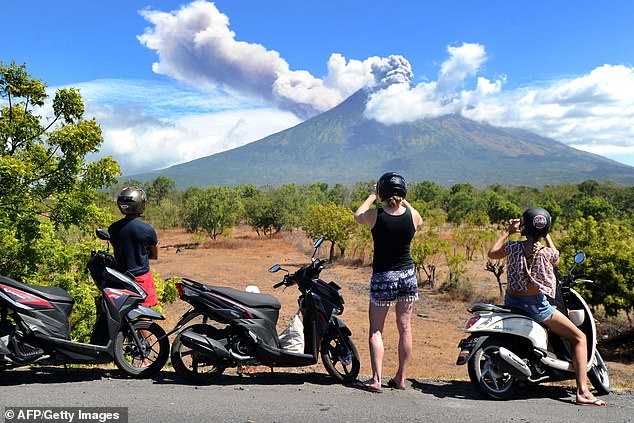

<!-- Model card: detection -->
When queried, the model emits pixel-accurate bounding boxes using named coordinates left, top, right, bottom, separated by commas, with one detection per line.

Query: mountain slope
left=133, top=90, right=634, bottom=188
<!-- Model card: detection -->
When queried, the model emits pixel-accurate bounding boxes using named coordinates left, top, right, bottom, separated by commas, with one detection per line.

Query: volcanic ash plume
left=370, top=55, right=414, bottom=89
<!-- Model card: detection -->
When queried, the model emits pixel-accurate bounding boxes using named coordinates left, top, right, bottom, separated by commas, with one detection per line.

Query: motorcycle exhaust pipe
left=493, top=347, right=532, bottom=378
left=179, top=331, right=231, bottom=360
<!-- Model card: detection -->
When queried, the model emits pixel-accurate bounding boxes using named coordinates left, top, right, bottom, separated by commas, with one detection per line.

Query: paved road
left=1, top=368, right=631, bottom=423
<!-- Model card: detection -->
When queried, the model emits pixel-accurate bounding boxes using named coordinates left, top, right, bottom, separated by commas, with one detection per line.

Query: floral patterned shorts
left=370, top=268, right=419, bottom=306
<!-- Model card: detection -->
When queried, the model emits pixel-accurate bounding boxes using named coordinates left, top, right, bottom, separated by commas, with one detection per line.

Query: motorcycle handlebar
left=271, top=257, right=330, bottom=289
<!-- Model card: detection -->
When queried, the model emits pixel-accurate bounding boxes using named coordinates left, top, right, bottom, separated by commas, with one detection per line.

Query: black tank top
left=371, top=208, right=415, bottom=273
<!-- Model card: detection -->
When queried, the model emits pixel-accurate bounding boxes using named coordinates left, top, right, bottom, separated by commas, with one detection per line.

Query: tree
left=243, top=192, right=281, bottom=236
left=557, top=216, right=634, bottom=319
left=0, top=61, right=119, bottom=279
left=182, top=186, right=241, bottom=239
left=302, top=202, right=355, bottom=260
left=485, top=260, right=505, bottom=296
left=410, top=230, right=450, bottom=288
left=147, top=176, right=176, bottom=205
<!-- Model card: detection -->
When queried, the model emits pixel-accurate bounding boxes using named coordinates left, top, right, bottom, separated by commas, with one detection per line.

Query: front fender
left=126, top=305, right=164, bottom=321
left=330, top=317, right=352, bottom=337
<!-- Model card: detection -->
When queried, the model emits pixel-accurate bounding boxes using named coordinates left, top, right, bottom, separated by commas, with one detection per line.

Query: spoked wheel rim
left=114, top=321, right=169, bottom=378
left=320, top=334, right=360, bottom=383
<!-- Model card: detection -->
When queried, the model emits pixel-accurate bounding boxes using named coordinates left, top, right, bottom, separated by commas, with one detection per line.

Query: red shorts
left=135, top=271, right=158, bottom=307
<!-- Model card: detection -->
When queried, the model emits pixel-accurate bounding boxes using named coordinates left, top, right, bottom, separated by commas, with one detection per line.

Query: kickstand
left=269, top=367, right=275, bottom=377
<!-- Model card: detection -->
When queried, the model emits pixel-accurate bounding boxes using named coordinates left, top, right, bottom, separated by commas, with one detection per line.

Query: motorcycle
left=456, top=252, right=610, bottom=399
left=167, top=237, right=361, bottom=384
left=0, top=229, right=169, bottom=377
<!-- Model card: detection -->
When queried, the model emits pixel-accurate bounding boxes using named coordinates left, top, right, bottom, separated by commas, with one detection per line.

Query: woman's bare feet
left=576, top=391, right=606, bottom=406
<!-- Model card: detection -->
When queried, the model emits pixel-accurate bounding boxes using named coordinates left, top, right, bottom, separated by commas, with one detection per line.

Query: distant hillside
left=132, top=89, right=634, bottom=188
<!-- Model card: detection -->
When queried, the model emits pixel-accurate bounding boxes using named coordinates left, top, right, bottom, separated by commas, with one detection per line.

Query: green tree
left=410, top=230, right=450, bottom=288
left=183, top=186, right=241, bottom=239
left=244, top=191, right=282, bottom=236
left=147, top=176, right=176, bottom=205
left=302, top=202, right=355, bottom=260
left=0, top=61, right=119, bottom=279
left=557, top=216, right=634, bottom=319
left=447, top=184, right=478, bottom=224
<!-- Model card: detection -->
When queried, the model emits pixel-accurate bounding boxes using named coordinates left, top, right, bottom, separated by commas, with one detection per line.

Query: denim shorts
left=370, top=268, right=418, bottom=306
left=504, top=293, right=556, bottom=322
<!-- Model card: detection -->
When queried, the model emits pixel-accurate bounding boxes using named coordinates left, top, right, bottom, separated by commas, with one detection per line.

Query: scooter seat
left=0, top=275, right=73, bottom=303
left=203, top=285, right=281, bottom=310
left=495, top=304, right=533, bottom=318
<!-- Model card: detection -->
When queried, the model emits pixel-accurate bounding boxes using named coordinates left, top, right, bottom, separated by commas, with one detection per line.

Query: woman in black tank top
left=353, top=174, right=422, bottom=392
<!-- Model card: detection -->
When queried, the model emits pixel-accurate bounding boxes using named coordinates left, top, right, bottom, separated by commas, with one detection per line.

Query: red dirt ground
left=153, top=225, right=633, bottom=388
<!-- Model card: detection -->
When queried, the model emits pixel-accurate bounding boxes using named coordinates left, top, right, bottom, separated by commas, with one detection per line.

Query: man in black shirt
left=108, top=186, right=159, bottom=307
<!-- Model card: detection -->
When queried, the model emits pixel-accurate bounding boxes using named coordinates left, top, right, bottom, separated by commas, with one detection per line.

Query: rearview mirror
left=96, top=228, right=110, bottom=241
left=313, top=237, right=324, bottom=249
left=574, top=252, right=586, bottom=264
left=268, top=264, right=281, bottom=273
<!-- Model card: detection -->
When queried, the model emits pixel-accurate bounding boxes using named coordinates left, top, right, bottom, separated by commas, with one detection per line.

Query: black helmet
left=520, top=207, right=551, bottom=238
left=377, top=172, right=407, bottom=201
left=117, top=186, right=146, bottom=216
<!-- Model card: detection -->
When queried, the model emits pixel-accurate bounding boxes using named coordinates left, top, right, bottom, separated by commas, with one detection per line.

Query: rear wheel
left=320, top=333, right=360, bottom=383
left=114, top=320, right=169, bottom=378
left=588, top=351, right=610, bottom=395
left=467, top=339, right=518, bottom=400
left=171, top=324, right=226, bottom=384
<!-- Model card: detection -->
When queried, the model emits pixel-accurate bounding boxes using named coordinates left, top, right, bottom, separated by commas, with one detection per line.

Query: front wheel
left=467, top=339, right=518, bottom=400
left=114, top=320, right=169, bottom=378
left=320, top=333, right=360, bottom=383
left=588, top=351, right=610, bottom=395
left=171, top=324, right=227, bottom=384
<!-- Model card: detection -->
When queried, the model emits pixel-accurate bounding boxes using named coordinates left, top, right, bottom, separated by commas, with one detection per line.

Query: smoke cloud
left=138, top=0, right=408, bottom=120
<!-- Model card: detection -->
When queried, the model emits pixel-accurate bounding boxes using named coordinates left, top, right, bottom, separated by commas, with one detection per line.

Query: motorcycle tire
left=114, top=320, right=169, bottom=378
left=171, top=324, right=226, bottom=384
left=587, top=351, right=610, bottom=395
left=467, top=338, right=518, bottom=400
left=320, top=333, right=360, bottom=383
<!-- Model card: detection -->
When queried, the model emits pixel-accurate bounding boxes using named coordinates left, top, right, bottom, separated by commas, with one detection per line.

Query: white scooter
left=456, top=252, right=610, bottom=399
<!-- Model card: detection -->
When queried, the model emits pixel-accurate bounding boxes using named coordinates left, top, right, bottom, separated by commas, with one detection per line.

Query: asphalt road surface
left=1, top=368, right=631, bottom=423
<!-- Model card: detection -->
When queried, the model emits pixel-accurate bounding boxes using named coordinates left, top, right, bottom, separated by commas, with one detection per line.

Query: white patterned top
left=504, top=240, right=559, bottom=298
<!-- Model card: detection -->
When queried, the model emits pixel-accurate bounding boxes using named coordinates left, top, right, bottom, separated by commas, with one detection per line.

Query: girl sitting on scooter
left=487, top=207, right=606, bottom=407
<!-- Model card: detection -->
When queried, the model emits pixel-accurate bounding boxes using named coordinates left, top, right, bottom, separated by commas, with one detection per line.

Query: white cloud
left=363, top=43, right=634, bottom=166
left=463, top=64, right=634, bottom=158
left=74, top=81, right=301, bottom=175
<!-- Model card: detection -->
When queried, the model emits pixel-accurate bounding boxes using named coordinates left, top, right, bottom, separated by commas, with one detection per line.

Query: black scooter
left=167, top=237, right=361, bottom=384
left=0, top=229, right=169, bottom=377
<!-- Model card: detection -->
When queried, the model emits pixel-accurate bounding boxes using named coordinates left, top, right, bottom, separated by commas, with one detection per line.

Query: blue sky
left=4, top=0, right=634, bottom=176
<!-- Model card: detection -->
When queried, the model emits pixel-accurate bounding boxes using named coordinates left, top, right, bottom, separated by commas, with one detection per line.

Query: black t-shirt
left=108, top=217, right=158, bottom=277
left=371, top=208, right=415, bottom=273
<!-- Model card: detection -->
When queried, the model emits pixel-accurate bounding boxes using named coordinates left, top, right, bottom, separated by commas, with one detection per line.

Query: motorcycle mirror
left=96, top=228, right=110, bottom=241
left=574, top=252, right=586, bottom=264
left=268, top=264, right=282, bottom=273
left=313, top=237, right=324, bottom=249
